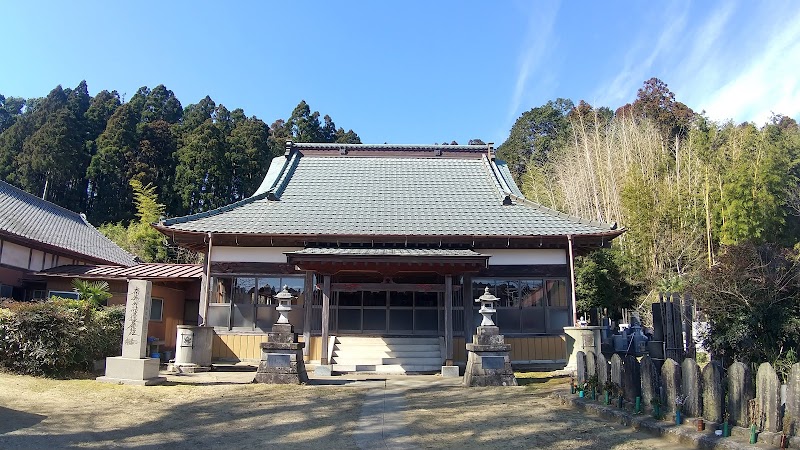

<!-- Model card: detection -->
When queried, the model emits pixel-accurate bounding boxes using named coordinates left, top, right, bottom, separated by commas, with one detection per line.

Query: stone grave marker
left=576, top=351, right=587, bottom=385
left=586, top=350, right=597, bottom=382
left=727, top=361, right=754, bottom=427
left=661, top=358, right=682, bottom=414
left=610, top=354, right=623, bottom=389
left=702, top=361, right=723, bottom=423
left=640, top=356, right=659, bottom=411
left=756, top=362, right=781, bottom=432
left=97, top=279, right=165, bottom=386
left=786, top=363, right=799, bottom=436
left=681, top=358, right=702, bottom=417
left=597, top=352, right=610, bottom=386
left=622, top=354, right=642, bottom=401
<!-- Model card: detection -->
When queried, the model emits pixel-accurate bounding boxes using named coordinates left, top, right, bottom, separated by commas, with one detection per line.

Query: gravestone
left=610, top=354, right=623, bottom=389
left=622, top=354, right=642, bottom=401
left=596, top=352, right=610, bottom=386
left=576, top=351, right=588, bottom=385
left=661, top=358, right=682, bottom=414
left=586, top=351, right=597, bottom=382
left=640, top=356, right=659, bottom=411
left=702, top=361, right=723, bottom=423
left=97, top=280, right=165, bottom=385
left=786, top=363, right=799, bottom=436
left=756, top=362, right=781, bottom=432
left=681, top=358, right=702, bottom=417
left=727, top=361, right=754, bottom=427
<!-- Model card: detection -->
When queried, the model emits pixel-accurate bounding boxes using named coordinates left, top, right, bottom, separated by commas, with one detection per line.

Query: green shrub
left=0, top=298, right=124, bottom=377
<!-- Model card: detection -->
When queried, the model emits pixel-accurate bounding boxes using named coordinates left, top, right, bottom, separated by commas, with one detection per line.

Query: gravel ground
left=0, top=371, right=690, bottom=449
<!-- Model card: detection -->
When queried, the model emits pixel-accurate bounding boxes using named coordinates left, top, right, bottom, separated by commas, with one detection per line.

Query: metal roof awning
left=285, top=248, right=489, bottom=275
left=37, top=263, right=204, bottom=281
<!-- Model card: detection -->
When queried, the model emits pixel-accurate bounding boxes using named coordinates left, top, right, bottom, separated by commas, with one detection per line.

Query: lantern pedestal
left=253, top=323, right=308, bottom=384
left=463, top=325, right=517, bottom=387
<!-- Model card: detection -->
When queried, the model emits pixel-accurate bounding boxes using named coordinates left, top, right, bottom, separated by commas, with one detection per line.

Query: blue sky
left=3, top=1, right=799, bottom=145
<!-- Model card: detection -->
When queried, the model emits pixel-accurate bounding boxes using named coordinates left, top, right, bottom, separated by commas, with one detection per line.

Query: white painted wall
left=210, top=246, right=303, bottom=263
left=0, top=241, right=29, bottom=268
left=30, top=249, right=44, bottom=270
left=480, top=248, right=566, bottom=265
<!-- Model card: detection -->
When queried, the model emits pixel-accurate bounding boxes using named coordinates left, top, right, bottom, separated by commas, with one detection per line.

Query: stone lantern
left=274, top=285, right=294, bottom=324
left=463, top=287, right=517, bottom=387
left=476, top=286, right=499, bottom=326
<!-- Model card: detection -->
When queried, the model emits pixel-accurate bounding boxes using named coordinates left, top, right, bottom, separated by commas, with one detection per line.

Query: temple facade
left=155, top=142, right=623, bottom=372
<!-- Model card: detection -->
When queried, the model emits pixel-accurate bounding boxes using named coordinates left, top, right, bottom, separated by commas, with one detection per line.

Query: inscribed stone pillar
left=681, top=358, right=702, bottom=418
left=640, top=356, right=659, bottom=411
left=610, top=354, right=623, bottom=389
left=727, top=361, right=754, bottom=427
left=122, top=280, right=152, bottom=358
left=622, top=355, right=642, bottom=401
left=596, top=352, right=610, bottom=386
left=576, top=351, right=587, bottom=385
left=756, top=362, right=781, bottom=433
left=702, top=361, right=723, bottom=423
left=661, top=358, right=682, bottom=414
left=786, top=363, right=799, bottom=436
left=586, top=351, right=597, bottom=382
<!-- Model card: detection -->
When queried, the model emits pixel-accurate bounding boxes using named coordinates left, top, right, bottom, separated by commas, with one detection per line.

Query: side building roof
left=0, top=181, right=137, bottom=266
left=156, top=142, right=623, bottom=246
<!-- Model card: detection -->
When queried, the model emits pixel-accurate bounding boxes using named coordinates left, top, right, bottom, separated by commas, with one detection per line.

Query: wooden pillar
left=567, top=235, right=578, bottom=325
left=302, top=271, right=314, bottom=361
left=463, top=275, right=473, bottom=343
left=444, top=274, right=453, bottom=365
left=199, top=232, right=213, bottom=326
left=320, top=274, right=331, bottom=365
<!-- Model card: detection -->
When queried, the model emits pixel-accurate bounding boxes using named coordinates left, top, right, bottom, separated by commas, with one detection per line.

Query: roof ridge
left=292, top=142, right=488, bottom=152
left=270, top=150, right=300, bottom=199
left=159, top=191, right=271, bottom=227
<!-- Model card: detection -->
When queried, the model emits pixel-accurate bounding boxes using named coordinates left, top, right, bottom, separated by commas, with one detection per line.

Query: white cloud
left=699, top=7, right=800, bottom=124
left=505, top=2, right=561, bottom=125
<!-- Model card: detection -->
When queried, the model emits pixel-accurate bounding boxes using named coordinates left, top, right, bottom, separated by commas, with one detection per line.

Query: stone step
left=332, top=344, right=439, bottom=353
left=331, top=364, right=442, bottom=374
left=331, top=357, right=444, bottom=366
left=332, top=350, right=441, bottom=359
left=335, top=336, right=440, bottom=344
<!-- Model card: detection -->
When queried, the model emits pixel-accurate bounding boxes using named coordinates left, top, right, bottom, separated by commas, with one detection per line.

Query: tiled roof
left=287, top=248, right=484, bottom=257
left=0, top=181, right=137, bottom=266
left=160, top=146, right=620, bottom=238
left=38, top=263, right=203, bottom=280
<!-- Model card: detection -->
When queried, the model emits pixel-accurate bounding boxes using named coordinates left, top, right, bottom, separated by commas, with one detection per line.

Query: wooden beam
left=444, top=274, right=453, bottom=365
left=302, top=271, right=314, bottom=361
left=199, top=233, right=213, bottom=326
left=567, top=235, right=577, bottom=325
left=320, top=275, right=331, bottom=365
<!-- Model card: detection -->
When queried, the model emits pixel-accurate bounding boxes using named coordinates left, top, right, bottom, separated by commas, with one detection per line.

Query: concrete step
left=332, top=350, right=441, bottom=359
left=335, top=336, right=440, bottom=345
left=332, top=344, right=439, bottom=353
left=331, top=357, right=444, bottom=366
left=331, top=364, right=442, bottom=374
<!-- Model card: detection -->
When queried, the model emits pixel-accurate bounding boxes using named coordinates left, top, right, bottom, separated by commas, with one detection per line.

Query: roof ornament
left=503, top=195, right=513, bottom=206
left=284, top=140, right=293, bottom=157
left=487, top=142, right=495, bottom=160
left=339, top=146, right=347, bottom=155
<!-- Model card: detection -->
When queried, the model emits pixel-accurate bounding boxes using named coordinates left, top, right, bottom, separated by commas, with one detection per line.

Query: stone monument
left=463, top=287, right=517, bottom=387
left=97, top=279, right=166, bottom=385
left=253, top=286, right=308, bottom=384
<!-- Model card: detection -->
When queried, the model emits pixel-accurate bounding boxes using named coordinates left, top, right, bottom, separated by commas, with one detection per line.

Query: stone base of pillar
left=97, top=356, right=166, bottom=385
left=253, top=324, right=309, bottom=384
left=463, top=326, right=517, bottom=387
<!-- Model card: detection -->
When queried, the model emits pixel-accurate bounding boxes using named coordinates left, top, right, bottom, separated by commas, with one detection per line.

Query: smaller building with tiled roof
left=0, top=180, right=137, bottom=300
left=155, top=141, right=625, bottom=373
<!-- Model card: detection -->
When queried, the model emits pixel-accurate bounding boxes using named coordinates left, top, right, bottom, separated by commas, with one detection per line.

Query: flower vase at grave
left=779, top=434, right=789, bottom=448
left=722, top=422, right=730, bottom=437
left=634, top=397, right=641, bottom=414
left=591, top=389, right=596, bottom=401
left=579, top=390, right=585, bottom=398
left=653, top=405, right=661, bottom=420
left=617, top=396, right=624, bottom=409
left=604, top=391, right=610, bottom=405
left=570, top=383, right=576, bottom=394
left=749, top=424, right=757, bottom=444
left=675, top=410, right=682, bottom=425
left=696, top=418, right=705, bottom=431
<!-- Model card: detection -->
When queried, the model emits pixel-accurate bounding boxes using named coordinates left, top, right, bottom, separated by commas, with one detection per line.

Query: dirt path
left=0, top=372, right=690, bottom=449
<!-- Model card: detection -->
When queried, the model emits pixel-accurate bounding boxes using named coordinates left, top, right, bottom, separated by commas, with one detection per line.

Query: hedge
left=0, top=298, right=125, bottom=377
